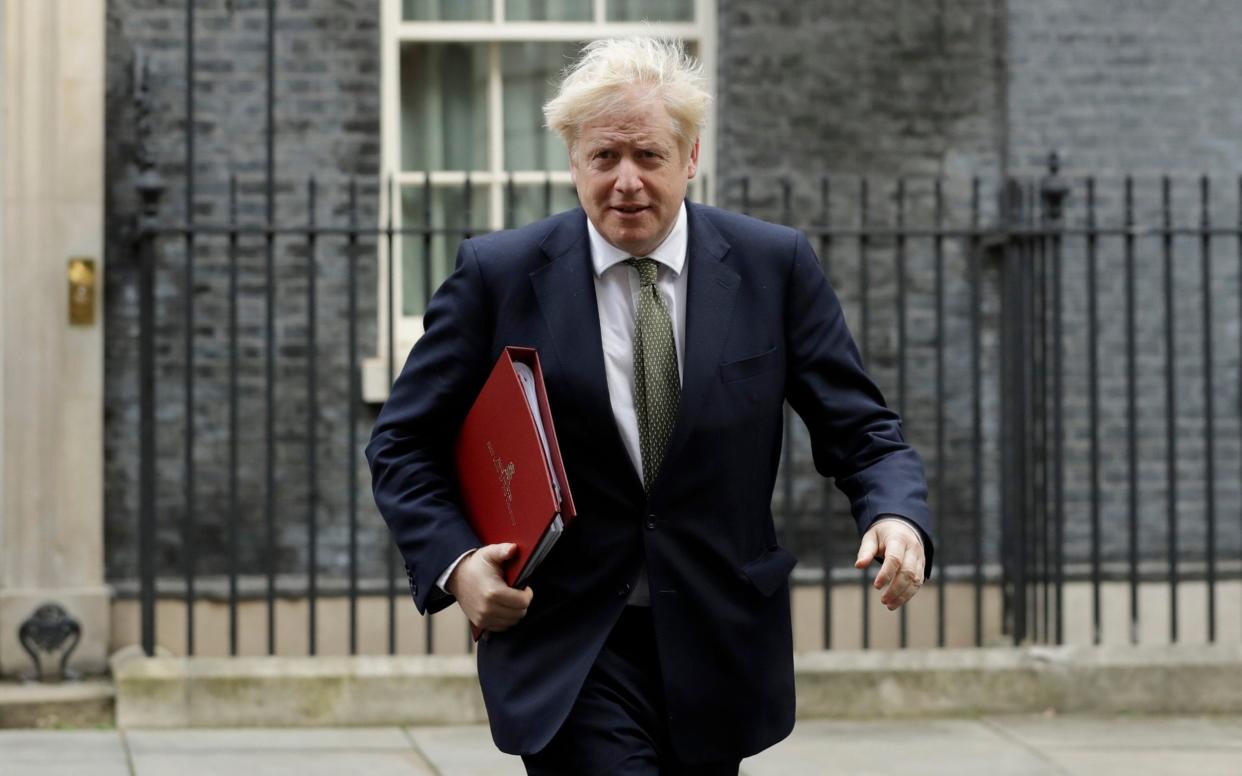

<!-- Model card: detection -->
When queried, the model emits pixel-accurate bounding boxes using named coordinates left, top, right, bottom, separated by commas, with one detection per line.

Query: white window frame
left=364, top=0, right=717, bottom=401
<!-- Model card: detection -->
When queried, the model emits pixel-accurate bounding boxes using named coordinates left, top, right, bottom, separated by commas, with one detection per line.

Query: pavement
left=3, top=715, right=1241, bottom=775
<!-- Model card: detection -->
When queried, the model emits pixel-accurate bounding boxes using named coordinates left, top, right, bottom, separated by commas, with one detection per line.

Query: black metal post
left=183, top=0, right=197, bottom=658
left=999, top=177, right=1028, bottom=644
left=933, top=178, right=946, bottom=648
left=818, top=175, right=834, bottom=650
left=1040, top=155, right=1068, bottom=646
left=386, top=174, right=398, bottom=655
left=1162, top=176, right=1179, bottom=643
left=133, top=49, right=165, bottom=659
left=895, top=178, right=909, bottom=648
left=348, top=179, right=360, bottom=656
left=227, top=176, right=240, bottom=656
left=969, top=177, right=984, bottom=647
left=307, top=177, right=319, bottom=655
left=1200, top=175, right=1216, bottom=643
left=1124, top=176, right=1138, bottom=645
left=264, top=0, right=278, bottom=657
left=858, top=176, right=871, bottom=649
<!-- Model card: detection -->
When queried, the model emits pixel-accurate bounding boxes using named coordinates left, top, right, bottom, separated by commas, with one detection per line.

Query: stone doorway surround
left=0, top=0, right=111, bottom=678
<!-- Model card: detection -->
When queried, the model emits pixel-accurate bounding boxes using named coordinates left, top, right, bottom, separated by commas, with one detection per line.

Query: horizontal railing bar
left=139, top=223, right=1242, bottom=239
left=395, top=21, right=701, bottom=43
left=111, top=557, right=1242, bottom=601
left=393, top=170, right=575, bottom=186
left=802, top=226, right=1242, bottom=238
left=142, top=225, right=485, bottom=237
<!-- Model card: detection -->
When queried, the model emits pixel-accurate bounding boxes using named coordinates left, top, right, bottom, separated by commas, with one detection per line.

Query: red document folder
left=454, top=347, right=576, bottom=611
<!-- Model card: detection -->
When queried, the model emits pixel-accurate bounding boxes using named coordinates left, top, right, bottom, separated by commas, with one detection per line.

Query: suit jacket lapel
left=660, top=203, right=738, bottom=479
left=530, top=211, right=645, bottom=501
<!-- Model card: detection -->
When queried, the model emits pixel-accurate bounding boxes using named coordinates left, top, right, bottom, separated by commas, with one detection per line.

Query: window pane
left=401, top=183, right=491, bottom=316
left=506, top=0, right=592, bottom=21
left=607, top=0, right=693, bottom=22
left=502, top=42, right=582, bottom=172
left=505, top=182, right=579, bottom=228
left=401, top=44, right=489, bottom=172
left=403, top=0, right=490, bottom=21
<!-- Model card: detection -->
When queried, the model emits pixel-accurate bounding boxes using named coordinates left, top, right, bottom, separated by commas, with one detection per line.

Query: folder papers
left=454, top=347, right=576, bottom=593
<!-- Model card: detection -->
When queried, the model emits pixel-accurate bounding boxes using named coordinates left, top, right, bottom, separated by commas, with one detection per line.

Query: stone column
left=0, top=0, right=110, bottom=678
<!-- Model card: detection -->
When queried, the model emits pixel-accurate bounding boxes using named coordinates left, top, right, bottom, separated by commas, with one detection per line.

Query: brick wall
left=104, top=0, right=385, bottom=581
left=1006, top=0, right=1242, bottom=564
left=716, top=0, right=1009, bottom=568
left=102, top=0, right=1242, bottom=584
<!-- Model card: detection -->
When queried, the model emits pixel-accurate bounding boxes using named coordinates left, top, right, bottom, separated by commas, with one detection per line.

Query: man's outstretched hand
left=445, top=543, right=533, bottom=633
left=855, top=519, right=925, bottom=610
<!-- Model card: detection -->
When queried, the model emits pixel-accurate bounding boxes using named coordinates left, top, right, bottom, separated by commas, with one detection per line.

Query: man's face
left=570, top=102, right=699, bottom=258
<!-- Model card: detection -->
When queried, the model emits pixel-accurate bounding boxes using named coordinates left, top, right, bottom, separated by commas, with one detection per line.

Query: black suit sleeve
left=782, top=231, right=936, bottom=575
left=365, top=240, right=493, bottom=614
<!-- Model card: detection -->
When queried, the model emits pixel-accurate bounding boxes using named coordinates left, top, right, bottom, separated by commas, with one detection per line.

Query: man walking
left=367, top=37, right=932, bottom=775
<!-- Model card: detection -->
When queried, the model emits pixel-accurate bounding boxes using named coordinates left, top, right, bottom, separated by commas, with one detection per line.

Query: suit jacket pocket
left=738, top=545, right=798, bottom=597
left=719, top=346, right=778, bottom=383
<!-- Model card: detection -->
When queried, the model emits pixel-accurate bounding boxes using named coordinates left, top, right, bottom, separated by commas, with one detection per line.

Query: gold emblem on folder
left=487, top=441, right=517, bottom=526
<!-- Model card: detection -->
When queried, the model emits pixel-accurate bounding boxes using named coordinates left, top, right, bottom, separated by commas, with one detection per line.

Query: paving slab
left=1038, top=749, right=1242, bottom=776
left=406, top=725, right=526, bottom=775
left=4, top=715, right=1242, bottom=776
left=742, top=719, right=1057, bottom=776
left=983, top=713, right=1242, bottom=750
left=982, top=714, right=1242, bottom=776
left=0, top=730, right=131, bottom=776
left=124, top=727, right=435, bottom=776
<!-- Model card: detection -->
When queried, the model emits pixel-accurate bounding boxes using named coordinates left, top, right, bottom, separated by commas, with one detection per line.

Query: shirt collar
left=587, top=200, right=688, bottom=278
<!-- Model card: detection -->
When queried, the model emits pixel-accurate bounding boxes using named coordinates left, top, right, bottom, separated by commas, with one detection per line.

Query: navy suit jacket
left=365, top=201, right=933, bottom=763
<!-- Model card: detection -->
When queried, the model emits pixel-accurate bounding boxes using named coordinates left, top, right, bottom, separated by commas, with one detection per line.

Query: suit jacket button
left=645, top=514, right=657, bottom=530
left=617, top=583, right=632, bottom=597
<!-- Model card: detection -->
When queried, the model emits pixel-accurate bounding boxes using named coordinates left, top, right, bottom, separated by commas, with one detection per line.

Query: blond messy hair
left=543, top=37, right=711, bottom=160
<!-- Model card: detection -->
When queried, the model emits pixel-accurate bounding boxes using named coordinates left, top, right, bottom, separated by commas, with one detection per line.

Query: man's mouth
left=611, top=204, right=649, bottom=214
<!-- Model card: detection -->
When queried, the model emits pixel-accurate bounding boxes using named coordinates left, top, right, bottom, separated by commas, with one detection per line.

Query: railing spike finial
left=1040, top=150, right=1070, bottom=224
left=132, top=46, right=166, bottom=239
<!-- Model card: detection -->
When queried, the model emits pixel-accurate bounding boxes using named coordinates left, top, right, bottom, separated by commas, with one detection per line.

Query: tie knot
left=625, top=257, right=659, bottom=287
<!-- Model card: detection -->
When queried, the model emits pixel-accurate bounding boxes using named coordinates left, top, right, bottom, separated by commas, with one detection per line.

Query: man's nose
left=613, top=157, right=643, bottom=194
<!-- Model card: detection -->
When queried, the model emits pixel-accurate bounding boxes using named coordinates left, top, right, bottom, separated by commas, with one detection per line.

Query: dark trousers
left=521, top=606, right=741, bottom=776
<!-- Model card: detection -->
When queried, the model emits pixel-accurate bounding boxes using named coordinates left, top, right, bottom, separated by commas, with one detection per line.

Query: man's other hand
left=854, top=519, right=925, bottom=610
left=445, top=543, right=533, bottom=632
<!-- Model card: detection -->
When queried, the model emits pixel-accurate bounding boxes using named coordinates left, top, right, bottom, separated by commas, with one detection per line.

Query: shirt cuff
left=873, top=515, right=925, bottom=548
left=436, top=549, right=479, bottom=593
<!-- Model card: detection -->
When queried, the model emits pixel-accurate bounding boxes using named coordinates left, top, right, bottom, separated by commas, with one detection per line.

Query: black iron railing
left=119, top=2, right=1242, bottom=658
left=126, top=152, right=1242, bottom=656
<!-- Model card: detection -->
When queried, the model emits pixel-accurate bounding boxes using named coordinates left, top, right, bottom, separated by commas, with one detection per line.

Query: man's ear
left=686, top=137, right=700, bottom=180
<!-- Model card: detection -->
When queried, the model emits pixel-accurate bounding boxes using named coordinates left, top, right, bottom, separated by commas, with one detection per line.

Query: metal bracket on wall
left=18, top=603, right=82, bottom=682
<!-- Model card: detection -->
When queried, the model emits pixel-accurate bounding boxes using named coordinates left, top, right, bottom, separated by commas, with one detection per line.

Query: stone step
left=0, top=680, right=114, bottom=729
left=113, top=643, right=1242, bottom=728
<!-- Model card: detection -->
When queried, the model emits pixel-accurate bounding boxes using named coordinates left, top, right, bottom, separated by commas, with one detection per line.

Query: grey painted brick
left=103, top=0, right=1242, bottom=591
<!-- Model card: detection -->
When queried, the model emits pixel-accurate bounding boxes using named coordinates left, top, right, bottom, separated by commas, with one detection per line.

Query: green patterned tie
left=626, top=257, right=681, bottom=493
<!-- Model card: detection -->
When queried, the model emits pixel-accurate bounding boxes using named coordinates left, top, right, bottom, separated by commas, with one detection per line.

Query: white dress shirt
left=588, top=202, right=689, bottom=606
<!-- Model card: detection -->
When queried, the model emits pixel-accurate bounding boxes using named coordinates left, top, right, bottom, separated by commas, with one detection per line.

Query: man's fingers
left=485, top=584, right=533, bottom=611
left=881, top=548, right=913, bottom=607
left=454, top=547, right=533, bottom=631
left=855, top=530, right=879, bottom=569
left=479, top=542, right=518, bottom=567
left=855, top=521, right=930, bottom=611
left=480, top=588, right=533, bottom=630
left=872, top=536, right=905, bottom=589
left=881, top=547, right=925, bottom=610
